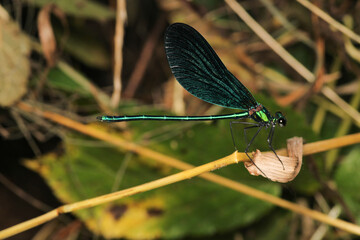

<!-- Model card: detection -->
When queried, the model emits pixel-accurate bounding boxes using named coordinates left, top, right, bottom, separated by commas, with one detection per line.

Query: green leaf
left=335, top=147, right=360, bottom=224
left=26, top=0, right=115, bottom=21
left=47, top=67, right=92, bottom=96
left=0, top=19, right=31, bottom=106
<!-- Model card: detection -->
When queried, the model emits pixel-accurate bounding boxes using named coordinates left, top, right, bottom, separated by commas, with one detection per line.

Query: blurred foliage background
left=0, top=0, right=360, bottom=239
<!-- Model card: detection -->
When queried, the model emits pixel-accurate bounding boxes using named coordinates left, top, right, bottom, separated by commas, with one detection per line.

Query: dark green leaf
left=47, top=67, right=91, bottom=96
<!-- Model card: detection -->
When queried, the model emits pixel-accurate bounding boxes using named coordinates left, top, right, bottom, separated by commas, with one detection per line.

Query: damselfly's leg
left=229, top=121, right=239, bottom=151
left=267, top=125, right=285, bottom=170
left=244, top=125, right=263, bottom=157
left=230, top=121, right=259, bottom=151
left=244, top=125, right=268, bottom=177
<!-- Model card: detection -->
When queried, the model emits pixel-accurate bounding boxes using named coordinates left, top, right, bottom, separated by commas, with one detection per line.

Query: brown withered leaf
left=0, top=18, right=31, bottom=107
left=245, top=137, right=303, bottom=183
left=37, top=4, right=67, bottom=67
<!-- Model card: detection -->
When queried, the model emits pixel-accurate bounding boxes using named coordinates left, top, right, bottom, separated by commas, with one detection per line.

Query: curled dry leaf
left=37, top=4, right=67, bottom=67
left=0, top=18, right=31, bottom=107
left=244, top=137, right=303, bottom=183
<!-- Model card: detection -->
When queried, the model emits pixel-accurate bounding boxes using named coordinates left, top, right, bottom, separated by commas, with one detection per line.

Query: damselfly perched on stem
left=98, top=23, right=287, bottom=174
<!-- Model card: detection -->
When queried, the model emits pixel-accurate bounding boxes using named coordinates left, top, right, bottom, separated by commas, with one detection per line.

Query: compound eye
left=278, top=117, right=287, bottom=127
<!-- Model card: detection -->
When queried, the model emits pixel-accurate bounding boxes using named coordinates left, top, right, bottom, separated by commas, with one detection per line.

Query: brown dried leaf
left=37, top=4, right=67, bottom=67
left=245, top=137, right=303, bottom=183
left=0, top=19, right=31, bottom=107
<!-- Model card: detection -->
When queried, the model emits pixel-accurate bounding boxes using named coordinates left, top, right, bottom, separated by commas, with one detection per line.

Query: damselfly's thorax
left=249, top=104, right=271, bottom=123
left=248, top=104, right=286, bottom=127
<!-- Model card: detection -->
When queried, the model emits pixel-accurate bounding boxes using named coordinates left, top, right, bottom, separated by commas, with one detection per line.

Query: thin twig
left=111, top=0, right=127, bottom=108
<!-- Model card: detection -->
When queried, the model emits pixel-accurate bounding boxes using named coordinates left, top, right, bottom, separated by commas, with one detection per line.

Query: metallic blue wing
left=165, top=23, right=258, bottom=110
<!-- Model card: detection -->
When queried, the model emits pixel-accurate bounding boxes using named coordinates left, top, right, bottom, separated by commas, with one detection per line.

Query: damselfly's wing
left=165, top=23, right=258, bottom=110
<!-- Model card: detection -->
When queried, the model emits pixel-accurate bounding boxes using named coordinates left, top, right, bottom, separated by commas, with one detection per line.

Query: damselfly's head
left=275, top=112, right=287, bottom=127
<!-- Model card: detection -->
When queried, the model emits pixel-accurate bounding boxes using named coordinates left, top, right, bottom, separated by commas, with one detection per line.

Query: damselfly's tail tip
left=96, top=116, right=105, bottom=122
